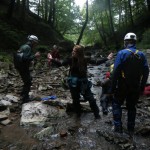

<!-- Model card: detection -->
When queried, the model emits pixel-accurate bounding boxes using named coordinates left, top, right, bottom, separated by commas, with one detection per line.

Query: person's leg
left=19, top=68, right=32, bottom=103
left=126, top=91, right=139, bottom=135
left=70, top=87, right=81, bottom=116
left=84, top=87, right=100, bottom=119
left=112, top=97, right=123, bottom=133
left=100, top=94, right=108, bottom=115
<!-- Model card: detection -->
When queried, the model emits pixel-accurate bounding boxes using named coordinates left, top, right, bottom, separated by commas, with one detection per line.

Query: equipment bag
left=122, top=49, right=143, bottom=88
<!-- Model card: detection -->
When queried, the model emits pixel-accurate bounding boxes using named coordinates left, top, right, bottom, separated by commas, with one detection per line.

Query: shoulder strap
left=126, top=49, right=141, bottom=59
left=126, top=49, right=138, bottom=54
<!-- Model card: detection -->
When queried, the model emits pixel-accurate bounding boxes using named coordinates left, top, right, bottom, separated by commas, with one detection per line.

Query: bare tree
left=147, top=0, right=150, bottom=11
left=128, top=0, right=134, bottom=28
left=48, top=0, right=55, bottom=27
left=76, top=0, right=88, bottom=45
left=16, top=0, right=20, bottom=11
left=21, top=0, right=26, bottom=21
left=7, top=0, right=15, bottom=19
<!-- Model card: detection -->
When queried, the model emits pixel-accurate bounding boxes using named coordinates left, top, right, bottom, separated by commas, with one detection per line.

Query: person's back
left=111, top=32, right=149, bottom=136
left=120, top=48, right=144, bottom=89
left=14, top=43, right=33, bottom=68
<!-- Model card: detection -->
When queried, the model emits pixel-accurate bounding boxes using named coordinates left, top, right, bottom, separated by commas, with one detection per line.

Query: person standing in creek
left=110, top=32, right=149, bottom=137
left=48, top=45, right=113, bottom=119
left=13, top=35, right=41, bottom=104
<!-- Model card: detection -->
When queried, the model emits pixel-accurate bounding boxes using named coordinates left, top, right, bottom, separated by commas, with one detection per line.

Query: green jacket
left=18, top=41, right=35, bottom=62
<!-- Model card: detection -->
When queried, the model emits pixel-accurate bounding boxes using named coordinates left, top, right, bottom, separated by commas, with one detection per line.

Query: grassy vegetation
left=137, top=29, right=150, bottom=49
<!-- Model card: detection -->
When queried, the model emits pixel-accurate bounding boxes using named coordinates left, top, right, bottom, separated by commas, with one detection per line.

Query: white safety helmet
left=124, top=32, right=137, bottom=41
left=53, top=45, right=57, bottom=49
left=28, top=35, right=39, bottom=43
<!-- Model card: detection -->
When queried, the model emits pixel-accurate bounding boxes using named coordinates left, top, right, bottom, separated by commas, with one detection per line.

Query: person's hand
left=107, top=52, right=113, bottom=60
left=35, top=52, right=40, bottom=58
left=47, top=53, right=52, bottom=59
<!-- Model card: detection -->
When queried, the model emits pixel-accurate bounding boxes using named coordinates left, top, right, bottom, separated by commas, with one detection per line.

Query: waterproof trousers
left=112, top=88, right=140, bottom=131
left=15, top=66, right=32, bottom=103
left=70, top=85, right=99, bottom=118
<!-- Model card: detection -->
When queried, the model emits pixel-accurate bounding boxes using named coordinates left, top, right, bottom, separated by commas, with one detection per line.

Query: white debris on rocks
left=20, top=102, right=67, bottom=126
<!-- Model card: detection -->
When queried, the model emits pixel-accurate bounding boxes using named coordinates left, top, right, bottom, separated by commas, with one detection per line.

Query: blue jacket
left=111, top=45, right=149, bottom=92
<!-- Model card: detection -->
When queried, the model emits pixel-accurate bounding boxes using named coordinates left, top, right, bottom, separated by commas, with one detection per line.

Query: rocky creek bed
left=0, top=53, right=150, bottom=150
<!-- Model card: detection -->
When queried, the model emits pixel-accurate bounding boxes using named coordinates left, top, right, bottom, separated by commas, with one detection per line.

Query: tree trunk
left=26, top=0, right=29, bottom=12
left=37, top=0, right=41, bottom=17
left=45, top=0, right=48, bottom=21
left=48, top=0, right=55, bottom=27
left=21, top=0, right=26, bottom=21
left=128, top=0, right=134, bottom=29
left=76, top=0, right=88, bottom=45
left=7, top=0, right=15, bottom=19
left=107, top=0, right=119, bottom=49
left=96, top=13, right=107, bottom=47
left=147, top=0, right=150, bottom=11
left=16, top=0, right=20, bottom=11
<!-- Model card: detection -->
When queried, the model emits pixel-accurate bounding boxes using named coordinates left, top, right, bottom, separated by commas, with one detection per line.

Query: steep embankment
left=0, top=0, right=64, bottom=51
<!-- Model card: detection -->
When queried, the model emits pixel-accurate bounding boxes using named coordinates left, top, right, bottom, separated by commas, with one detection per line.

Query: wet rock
left=68, top=125, right=80, bottom=135
left=50, top=141, right=67, bottom=149
left=20, top=102, right=67, bottom=126
left=96, top=129, right=135, bottom=150
left=0, top=114, right=8, bottom=121
left=0, top=106, right=10, bottom=115
left=0, top=118, right=11, bottom=125
left=38, top=85, right=48, bottom=91
left=34, top=126, right=54, bottom=140
left=136, top=126, right=150, bottom=136
left=0, top=100, right=12, bottom=106
left=9, top=104, right=20, bottom=112
left=42, top=100, right=65, bottom=109
left=6, top=94, right=19, bottom=103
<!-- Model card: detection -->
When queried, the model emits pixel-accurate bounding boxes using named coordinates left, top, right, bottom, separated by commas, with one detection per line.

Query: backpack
left=122, top=49, right=143, bottom=88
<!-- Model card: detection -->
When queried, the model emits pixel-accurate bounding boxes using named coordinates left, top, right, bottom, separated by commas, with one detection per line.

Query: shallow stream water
left=0, top=63, right=150, bottom=150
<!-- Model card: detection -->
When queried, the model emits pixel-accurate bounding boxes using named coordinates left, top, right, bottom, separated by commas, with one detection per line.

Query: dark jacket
left=14, top=42, right=35, bottom=68
left=111, top=45, right=149, bottom=93
left=52, top=57, right=109, bottom=78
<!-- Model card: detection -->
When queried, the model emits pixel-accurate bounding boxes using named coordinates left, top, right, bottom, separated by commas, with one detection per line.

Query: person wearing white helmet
left=28, top=35, right=39, bottom=43
left=14, top=35, right=40, bottom=104
left=110, top=32, right=149, bottom=137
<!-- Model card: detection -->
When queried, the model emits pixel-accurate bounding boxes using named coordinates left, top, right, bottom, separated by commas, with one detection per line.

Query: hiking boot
left=20, top=96, right=31, bottom=105
left=113, top=126, right=123, bottom=133
left=128, top=130, right=134, bottom=138
left=128, top=128, right=134, bottom=138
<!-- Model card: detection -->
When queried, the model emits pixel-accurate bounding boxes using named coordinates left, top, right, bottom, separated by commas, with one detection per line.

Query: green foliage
left=55, top=0, right=80, bottom=35
left=137, top=29, right=150, bottom=49
left=0, top=52, right=12, bottom=63
left=0, top=20, right=26, bottom=50
left=36, top=45, right=49, bottom=53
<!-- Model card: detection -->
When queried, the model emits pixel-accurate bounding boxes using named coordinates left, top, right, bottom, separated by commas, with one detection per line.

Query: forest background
left=0, top=0, right=150, bottom=59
